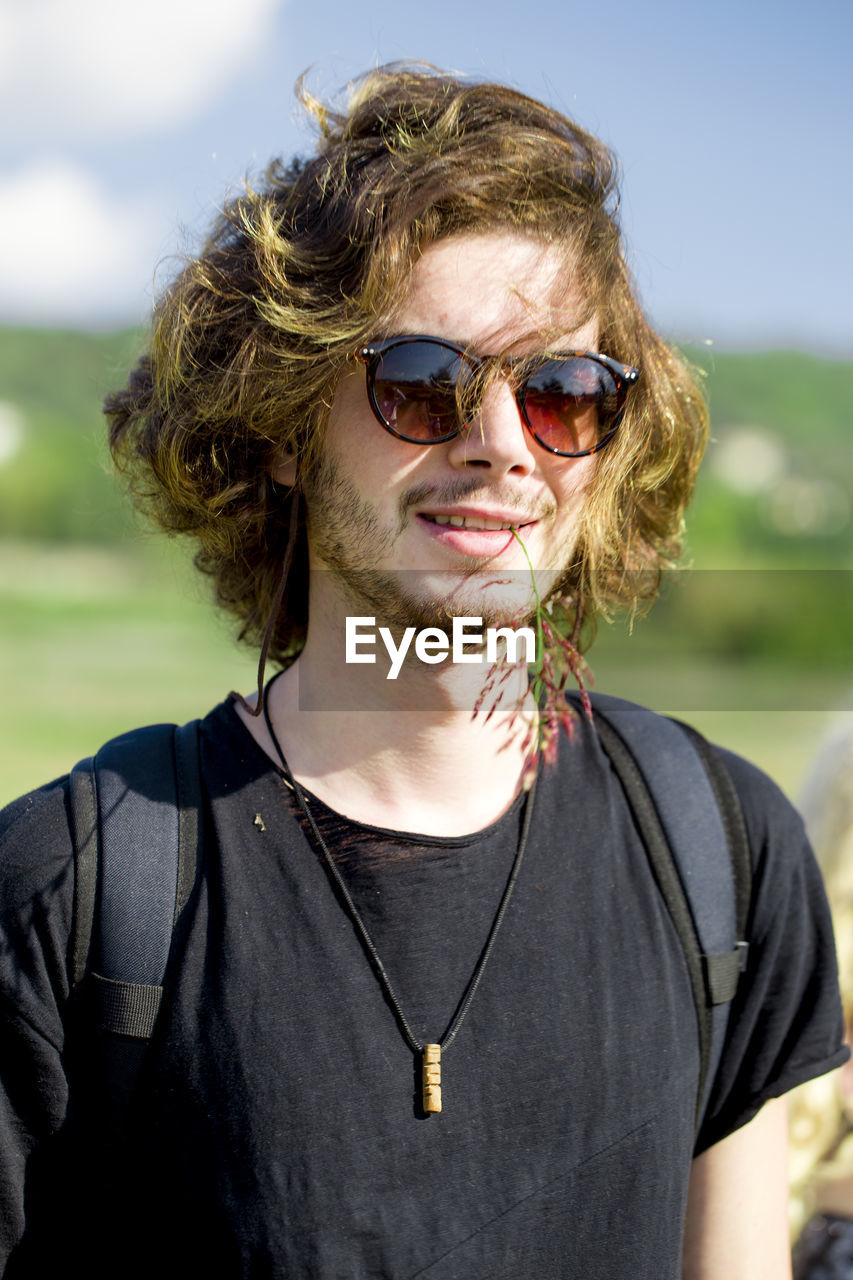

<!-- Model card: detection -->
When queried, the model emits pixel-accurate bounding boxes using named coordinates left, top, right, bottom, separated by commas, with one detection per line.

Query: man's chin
left=373, top=570, right=541, bottom=633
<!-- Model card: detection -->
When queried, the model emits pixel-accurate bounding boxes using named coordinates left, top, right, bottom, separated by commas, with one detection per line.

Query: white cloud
left=0, top=0, right=283, bottom=142
left=0, top=160, right=167, bottom=324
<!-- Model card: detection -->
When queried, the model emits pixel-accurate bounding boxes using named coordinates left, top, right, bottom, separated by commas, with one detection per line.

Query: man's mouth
left=423, top=515, right=524, bottom=531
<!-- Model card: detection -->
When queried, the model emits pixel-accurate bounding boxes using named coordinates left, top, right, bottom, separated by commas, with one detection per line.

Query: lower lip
left=417, top=516, right=532, bottom=557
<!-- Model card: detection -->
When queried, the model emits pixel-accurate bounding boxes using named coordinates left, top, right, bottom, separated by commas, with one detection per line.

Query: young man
left=0, top=68, right=846, bottom=1277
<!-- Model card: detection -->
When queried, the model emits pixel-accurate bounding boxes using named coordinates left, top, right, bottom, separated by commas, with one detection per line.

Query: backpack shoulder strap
left=673, top=719, right=752, bottom=952
left=68, top=720, right=203, bottom=1038
left=567, top=690, right=752, bottom=1130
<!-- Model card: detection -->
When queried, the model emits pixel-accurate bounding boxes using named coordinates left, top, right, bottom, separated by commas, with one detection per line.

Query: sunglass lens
left=372, top=341, right=464, bottom=442
left=521, top=357, right=621, bottom=455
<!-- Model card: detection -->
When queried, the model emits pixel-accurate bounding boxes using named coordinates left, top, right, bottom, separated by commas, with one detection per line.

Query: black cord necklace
left=262, top=681, right=538, bottom=1115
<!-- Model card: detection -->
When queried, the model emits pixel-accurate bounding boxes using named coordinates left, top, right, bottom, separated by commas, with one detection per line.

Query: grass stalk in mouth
left=472, top=527, right=593, bottom=785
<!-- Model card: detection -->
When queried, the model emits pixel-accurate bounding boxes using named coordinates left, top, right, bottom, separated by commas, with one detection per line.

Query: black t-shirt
left=0, top=698, right=846, bottom=1278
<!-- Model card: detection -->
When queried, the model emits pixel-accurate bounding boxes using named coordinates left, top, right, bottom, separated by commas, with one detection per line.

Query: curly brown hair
left=105, top=64, right=708, bottom=664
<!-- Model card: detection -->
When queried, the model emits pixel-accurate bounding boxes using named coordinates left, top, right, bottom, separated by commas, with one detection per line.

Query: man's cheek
left=554, top=461, right=595, bottom=513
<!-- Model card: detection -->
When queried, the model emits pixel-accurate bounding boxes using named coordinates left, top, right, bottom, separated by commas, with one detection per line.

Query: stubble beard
left=302, top=452, right=574, bottom=634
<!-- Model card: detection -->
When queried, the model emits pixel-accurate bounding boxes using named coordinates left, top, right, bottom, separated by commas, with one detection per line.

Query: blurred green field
left=0, top=540, right=257, bottom=804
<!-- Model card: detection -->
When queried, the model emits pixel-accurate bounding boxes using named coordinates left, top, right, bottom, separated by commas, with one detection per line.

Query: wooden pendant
left=422, top=1043, right=442, bottom=1114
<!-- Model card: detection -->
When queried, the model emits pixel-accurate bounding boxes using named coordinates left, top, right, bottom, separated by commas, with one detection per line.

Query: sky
left=0, top=0, right=850, bottom=351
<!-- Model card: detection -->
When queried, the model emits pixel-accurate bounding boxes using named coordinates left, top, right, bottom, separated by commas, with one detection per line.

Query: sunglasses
left=354, top=335, right=640, bottom=458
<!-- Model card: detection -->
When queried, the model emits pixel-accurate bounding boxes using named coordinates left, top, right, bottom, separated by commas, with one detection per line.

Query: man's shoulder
left=581, top=692, right=797, bottom=805
left=0, top=702, right=238, bottom=1015
left=0, top=699, right=233, bottom=881
left=575, top=690, right=806, bottom=870
left=708, top=741, right=791, bottom=810
left=0, top=776, right=75, bottom=908
left=709, top=741, right=808, bottom=872
left=1, top=774, right=69, bottom=835
left=0, top=776, right=76, bottom=1040
left=0, top=696, right=253, bottom=874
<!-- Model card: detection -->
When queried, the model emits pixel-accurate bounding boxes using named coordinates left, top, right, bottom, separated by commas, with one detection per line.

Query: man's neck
left=236, top=623, right=537, bottom=837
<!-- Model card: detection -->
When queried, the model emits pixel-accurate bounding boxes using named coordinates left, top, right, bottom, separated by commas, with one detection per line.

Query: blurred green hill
left=683, top=346, right=852, bottom=568
left=0, top=328, right=144, bottom=542
left=0, top=326, right=850, bottom=803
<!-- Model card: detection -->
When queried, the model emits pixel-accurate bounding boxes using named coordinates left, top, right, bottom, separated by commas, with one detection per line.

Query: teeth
left=431, top=515, right=513, bottom=530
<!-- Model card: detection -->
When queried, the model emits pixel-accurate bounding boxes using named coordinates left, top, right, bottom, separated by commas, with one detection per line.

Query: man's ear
left=271, top=454, right=298, bottom=487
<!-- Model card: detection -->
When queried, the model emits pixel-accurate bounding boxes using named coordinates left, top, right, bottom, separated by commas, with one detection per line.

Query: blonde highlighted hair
left=105, top=65, right=708, bottom=661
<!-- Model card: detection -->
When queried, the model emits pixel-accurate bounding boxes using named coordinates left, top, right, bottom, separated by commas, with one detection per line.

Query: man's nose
left=444, top=381, right=536, bottom=476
